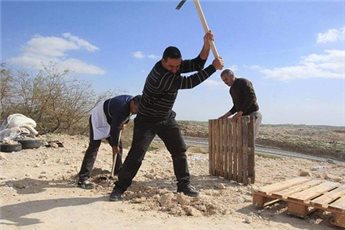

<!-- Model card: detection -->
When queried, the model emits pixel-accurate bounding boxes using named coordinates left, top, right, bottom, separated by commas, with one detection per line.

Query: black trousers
left=78, top=117, right=122, bottom=181
left=115, top=114, right=190, bottom=193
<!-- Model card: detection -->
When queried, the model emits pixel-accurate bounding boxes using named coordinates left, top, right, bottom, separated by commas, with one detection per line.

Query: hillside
left=176, top=121, right=345, bottom=161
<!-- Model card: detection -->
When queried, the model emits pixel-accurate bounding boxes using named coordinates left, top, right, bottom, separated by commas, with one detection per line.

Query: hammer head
left=176, top=0, right=187, bottom=10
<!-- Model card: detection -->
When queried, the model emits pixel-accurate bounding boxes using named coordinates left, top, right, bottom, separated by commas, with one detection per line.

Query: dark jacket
left=229, top=78, right=259, bottom=116
left=103, top=95, right=132, bottom=146
left=138, top=55, right=216, bottom=122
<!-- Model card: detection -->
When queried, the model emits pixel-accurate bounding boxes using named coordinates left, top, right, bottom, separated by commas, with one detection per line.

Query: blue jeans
left=115, top=114, right=190, bottom=192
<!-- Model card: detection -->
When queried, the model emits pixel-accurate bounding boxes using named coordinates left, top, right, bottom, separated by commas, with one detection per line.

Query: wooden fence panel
left=208, top=116, right=255, bottom=184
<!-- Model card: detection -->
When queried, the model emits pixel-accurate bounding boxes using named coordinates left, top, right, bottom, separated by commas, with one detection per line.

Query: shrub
left=0, top=63, right=111, bottom=135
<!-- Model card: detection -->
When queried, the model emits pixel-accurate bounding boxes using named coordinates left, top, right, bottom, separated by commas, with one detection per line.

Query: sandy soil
left=1, top=134, right=345, bottom=230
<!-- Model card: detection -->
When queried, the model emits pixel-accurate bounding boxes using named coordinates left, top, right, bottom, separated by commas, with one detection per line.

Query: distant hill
left=120, top=120, right=345, bottom=161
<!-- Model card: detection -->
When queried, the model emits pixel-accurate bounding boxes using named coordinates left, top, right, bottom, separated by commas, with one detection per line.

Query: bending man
left=77, top=95, right=141, bottom=189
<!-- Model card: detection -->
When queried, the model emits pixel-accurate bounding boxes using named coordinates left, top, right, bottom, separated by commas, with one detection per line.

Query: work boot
left=77, top=179, right=94, bottom=189
left=177, top=184, right=199, bottom=197
left=109, top=188, right=123, bottom=201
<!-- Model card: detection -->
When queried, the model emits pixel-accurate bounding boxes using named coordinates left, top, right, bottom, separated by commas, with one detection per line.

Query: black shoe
left=177, top=185, right=199, bottom=197
left=77, top=180, right=94, bottom=189
left=109, top=188, right=123, bottom=201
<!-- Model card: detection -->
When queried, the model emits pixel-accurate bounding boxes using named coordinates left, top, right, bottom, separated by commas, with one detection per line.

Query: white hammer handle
left=193, top=0, right=220, bottom=59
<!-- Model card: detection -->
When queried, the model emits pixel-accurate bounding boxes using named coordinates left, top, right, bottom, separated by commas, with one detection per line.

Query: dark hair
left=221, top=69, right=235, bottom=77
left=131, top=95, right=142, bottom=106
left=162, top=46, right=182, bottom=60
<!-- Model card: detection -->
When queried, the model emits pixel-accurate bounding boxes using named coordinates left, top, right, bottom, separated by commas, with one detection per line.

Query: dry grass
left=257, top=124, right=345, bottom=160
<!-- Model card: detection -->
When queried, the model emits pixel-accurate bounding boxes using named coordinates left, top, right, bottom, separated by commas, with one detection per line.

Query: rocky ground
left=1, top=133, right=345, bottom=229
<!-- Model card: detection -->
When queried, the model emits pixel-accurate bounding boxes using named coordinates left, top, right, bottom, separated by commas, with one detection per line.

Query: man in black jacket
left=219, top=69, right=262, bottom=137
left=109, top=31, right=223, bottom=201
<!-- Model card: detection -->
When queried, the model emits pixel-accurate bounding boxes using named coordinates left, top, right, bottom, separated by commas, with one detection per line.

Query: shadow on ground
left=0, top=196, right=106, bottom=227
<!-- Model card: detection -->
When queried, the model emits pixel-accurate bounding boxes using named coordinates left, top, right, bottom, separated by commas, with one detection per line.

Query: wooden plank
left=228, top=119, right=233, bottom=180
left=328, top=195, right=345, bottom=213
left=273, top=179, right=323, bottom=199
left=242, top=116, right=249, bottom=185
left=253, top=193, right=279, bottom=208
left=221, top=118, right=226, bottom=177
left=233, top=120, right=238, bottom=182
left=256, top=177, right=312, bottom=195
left=217, top=119, right=222, bottom=176
left=237, top=118, right=243, bottom=183
left=248, top=116, right=255, bottom=183
left=224, top=119, right=229, bottom=179
left=330, top=212, right=345, bottom=228
left=311, top=184, right=345, bottom=209
left=218, top=119, right=223, bottom=177
left=287, top=202, right=313, bottom=218
left=288, top=181, right=340, bottom=203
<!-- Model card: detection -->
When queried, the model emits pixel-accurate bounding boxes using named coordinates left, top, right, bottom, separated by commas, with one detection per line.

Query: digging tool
left=176, top=0, right=220, bottom=59
left=110, top=130, right=122, bottom=179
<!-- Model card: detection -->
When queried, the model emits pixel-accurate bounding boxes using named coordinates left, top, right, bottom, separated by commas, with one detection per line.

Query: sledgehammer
left=176, top=0, right=220, bottom=59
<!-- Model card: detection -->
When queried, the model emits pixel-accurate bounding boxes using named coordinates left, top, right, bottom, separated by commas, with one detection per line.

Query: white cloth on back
left=90, top=101, right=110, bottom=140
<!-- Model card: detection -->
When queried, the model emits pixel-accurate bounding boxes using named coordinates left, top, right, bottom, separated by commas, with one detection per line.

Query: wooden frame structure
left=208, top=116, right=255, bottom=184
left=253, top=177, right=345, bottom=228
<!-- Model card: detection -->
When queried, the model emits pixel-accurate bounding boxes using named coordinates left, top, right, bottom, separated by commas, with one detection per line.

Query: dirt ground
left=1, top=134, right=345, bottom=230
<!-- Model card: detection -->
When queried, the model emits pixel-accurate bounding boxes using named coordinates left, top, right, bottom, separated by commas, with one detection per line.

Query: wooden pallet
left=208, top=116, right=255, bottom=185
left=253, top=177, right=345, bottom=228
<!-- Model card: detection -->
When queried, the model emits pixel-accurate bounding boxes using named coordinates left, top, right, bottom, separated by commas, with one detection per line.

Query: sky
left=1, top=0, right=345, bottom=126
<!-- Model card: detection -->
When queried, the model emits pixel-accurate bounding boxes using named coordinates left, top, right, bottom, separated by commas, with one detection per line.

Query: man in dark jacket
left=77, top=95, right=141, bottom=189
left=109, top=31, right=223, bottom=201
left=219, top=69, right=262, bottom=137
